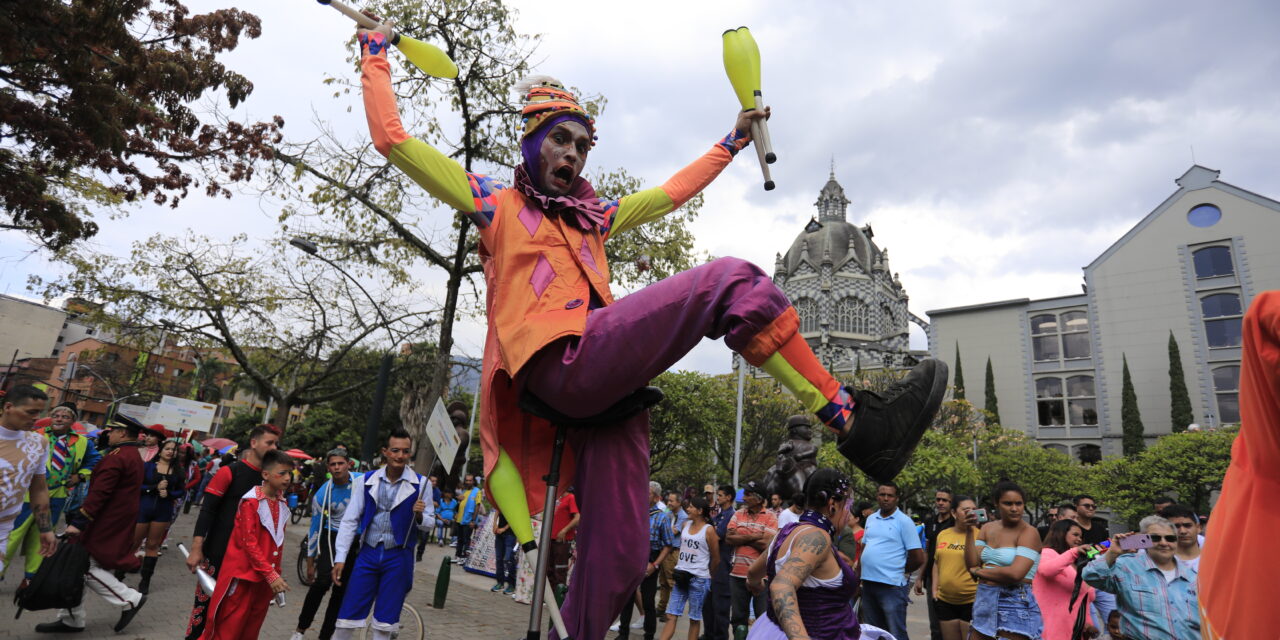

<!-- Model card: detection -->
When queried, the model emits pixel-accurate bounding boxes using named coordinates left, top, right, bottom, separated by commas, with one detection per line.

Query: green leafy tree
left=1168, top=332, right=1193, bottom=433
left=953, top=343, right=966, bottom=400
left=1090, top=428, right=1236, bottom=525
left=1121, top=354, right=1146, bottom=456
left=1, top=1, right=281, bottom=249
left=984, top=357, right=1000, bottom=425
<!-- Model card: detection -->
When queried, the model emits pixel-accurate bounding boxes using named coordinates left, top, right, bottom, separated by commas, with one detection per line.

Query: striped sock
left=757, top=333, right=851, bottom=433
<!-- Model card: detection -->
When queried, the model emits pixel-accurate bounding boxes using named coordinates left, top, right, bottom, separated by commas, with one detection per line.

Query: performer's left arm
left=235, top=498, right=281, bottom=583
left=602, top=108, right=767, bottom=240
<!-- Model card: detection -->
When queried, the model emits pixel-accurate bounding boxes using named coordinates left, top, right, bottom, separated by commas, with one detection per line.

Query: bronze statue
left=762, top=414, right=819, bottom=501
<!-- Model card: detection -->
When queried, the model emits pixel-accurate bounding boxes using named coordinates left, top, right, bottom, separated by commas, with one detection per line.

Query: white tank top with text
left=675, top=521, right=713, bottom=579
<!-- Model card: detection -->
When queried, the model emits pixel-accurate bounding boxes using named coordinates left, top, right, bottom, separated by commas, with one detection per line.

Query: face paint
left=521, top=115, right=591, bottom=195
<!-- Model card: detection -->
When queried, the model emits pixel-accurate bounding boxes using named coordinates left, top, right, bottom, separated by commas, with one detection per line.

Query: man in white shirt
left=776, top=492, right=804, bottom=529
left=1159, top=504, right=1202, bottom=571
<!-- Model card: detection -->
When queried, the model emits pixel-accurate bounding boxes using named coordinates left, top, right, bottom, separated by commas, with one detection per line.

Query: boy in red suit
left=201, top=449, right=293, bottom=639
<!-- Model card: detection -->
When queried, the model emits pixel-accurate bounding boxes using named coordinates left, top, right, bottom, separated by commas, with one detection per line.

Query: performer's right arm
left=359, top=32, right=506, bottom=236
left=334, top=478, right=365, bottom=561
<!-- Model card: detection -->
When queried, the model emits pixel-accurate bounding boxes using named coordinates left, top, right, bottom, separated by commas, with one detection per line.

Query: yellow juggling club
left=722, top=26, right=776, bottom=191
left=317, top=0, right=459, bottom=79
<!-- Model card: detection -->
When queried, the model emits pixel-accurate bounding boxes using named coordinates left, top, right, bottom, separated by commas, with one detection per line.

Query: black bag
left=14, top=539, right=90, bottom=614
left=673, top=568, right=694, bottom=589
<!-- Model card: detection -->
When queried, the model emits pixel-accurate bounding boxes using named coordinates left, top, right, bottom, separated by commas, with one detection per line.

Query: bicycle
left=296, top=537, right=315, bottom=587
left=289, top=485, right=312, bottom=525
left=358, top=602, right=424, bottom=640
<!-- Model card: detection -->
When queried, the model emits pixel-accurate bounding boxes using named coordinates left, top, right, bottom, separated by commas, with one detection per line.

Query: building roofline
left=1085, top=165, right=1280, bottom=273
left=0, top=292, right=64, bottom=314
left=926, top=298, right=1030, bottom=316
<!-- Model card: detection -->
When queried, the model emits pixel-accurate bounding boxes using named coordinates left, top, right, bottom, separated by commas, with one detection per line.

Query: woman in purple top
left=745, top=469, right=860, bottom=640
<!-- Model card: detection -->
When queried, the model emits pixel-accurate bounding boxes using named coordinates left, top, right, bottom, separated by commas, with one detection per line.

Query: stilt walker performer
left=351, top=19, right=948, bottom=639
left=329, top=429, right=431, bottom=640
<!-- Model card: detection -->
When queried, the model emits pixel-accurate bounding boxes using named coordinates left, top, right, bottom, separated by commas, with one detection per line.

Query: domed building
left=771, top=169, right=927, bottom=373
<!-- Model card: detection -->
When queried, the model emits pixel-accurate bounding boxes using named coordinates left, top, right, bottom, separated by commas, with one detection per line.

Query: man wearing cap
left=724, top=481, right=777, bottom=632
left=36, top=415, right=147, bottom=634
left=5, top=402, right=100, bottom=579
left=183, top=424, right=281, bottom=640
left=352, top=17, right=947, bottom=637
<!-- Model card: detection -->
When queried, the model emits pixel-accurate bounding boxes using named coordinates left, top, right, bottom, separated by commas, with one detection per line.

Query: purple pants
left=523, top=257, right=792, bottom=640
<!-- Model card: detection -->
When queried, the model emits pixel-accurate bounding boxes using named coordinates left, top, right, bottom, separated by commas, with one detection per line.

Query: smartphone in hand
left=973, top=508, right=989, bottom=524
left=1118, top=533, right=1153, bottom=551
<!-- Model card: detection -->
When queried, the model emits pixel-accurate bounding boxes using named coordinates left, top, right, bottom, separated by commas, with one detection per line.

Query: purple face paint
left=521, top=113, right=592, bottom=192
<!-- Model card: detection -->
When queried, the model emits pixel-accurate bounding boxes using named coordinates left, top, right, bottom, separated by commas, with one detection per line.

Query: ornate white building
left=771, top=170, right=926, bottom=373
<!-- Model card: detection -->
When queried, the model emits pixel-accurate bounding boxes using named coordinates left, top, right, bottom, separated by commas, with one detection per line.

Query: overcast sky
left=3, top=0, right=1278, bottom=375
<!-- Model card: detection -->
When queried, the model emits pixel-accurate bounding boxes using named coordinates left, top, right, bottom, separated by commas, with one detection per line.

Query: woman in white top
left=658, top=496, right=720, bottom=640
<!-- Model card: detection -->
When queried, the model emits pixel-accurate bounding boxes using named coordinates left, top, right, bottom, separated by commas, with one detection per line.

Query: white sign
left=145, top=395, right=217, bottom=433
left=424, top=398, right=461, bottom=467
left=115, top=403, right=151, bottom=423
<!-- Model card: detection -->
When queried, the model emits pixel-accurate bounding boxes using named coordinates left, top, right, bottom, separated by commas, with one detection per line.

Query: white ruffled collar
left=241, top=486, right=286, bottom=547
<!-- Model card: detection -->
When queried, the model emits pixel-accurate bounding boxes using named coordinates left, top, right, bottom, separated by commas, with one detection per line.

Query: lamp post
left=290, top=237, right=401, bottom=465
left=732, top=354, right=745, bottom=492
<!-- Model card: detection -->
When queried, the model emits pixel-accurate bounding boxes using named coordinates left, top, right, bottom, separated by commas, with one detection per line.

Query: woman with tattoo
left=744, top=469, right=859, bottom=639
left=658, top=496, right=720, bottom=640
left=964, top=481, right=1044, bottom=640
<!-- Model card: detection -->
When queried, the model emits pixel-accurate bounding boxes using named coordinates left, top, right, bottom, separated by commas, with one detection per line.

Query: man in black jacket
left=182, top=424, right=280, bottom=640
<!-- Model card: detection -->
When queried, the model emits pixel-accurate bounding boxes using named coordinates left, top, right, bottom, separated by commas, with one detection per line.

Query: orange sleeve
left=360, top=51, right=411, bottom=157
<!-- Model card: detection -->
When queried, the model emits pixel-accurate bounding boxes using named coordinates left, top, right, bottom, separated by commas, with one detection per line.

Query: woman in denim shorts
left=963, top=480, right=1044, bottom=640
left=658, top=496, right=720, bottom=640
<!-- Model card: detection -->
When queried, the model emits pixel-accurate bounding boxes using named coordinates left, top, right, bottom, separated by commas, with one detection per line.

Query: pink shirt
left=1032, top=547, right=1095, bottom=640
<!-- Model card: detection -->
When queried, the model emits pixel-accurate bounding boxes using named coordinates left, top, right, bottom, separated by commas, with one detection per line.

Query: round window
left=1188, top=204, right=1222, bottom=228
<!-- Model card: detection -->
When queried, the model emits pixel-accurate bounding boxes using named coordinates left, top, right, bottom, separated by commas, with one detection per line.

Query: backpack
left=14, top=539, right=90, bottom=614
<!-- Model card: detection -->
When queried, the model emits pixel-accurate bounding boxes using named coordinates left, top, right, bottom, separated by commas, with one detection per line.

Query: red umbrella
left=199, top=437, right=237, bottom=451
left=283, top=448, right=313, bottom=461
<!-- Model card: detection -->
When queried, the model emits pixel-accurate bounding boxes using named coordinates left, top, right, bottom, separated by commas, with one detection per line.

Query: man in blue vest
left=330, top=429, right=432, bottom=640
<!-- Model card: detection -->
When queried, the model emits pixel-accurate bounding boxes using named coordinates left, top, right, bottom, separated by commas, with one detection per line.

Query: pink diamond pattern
left=517, top=205, right=542, bottom=237
left=530, top=253, right=556, bottom=298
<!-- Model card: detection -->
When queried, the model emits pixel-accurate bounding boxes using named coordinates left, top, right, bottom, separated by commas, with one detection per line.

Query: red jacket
left=76, top=442, right=143, bottom=571
left=217, top=486, right=285, bottom=584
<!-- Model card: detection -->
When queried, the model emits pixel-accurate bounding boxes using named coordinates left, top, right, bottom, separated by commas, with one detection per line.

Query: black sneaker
left=838, top=358, right=948, bottom=483
left=114, top=595, right=146, bottom=632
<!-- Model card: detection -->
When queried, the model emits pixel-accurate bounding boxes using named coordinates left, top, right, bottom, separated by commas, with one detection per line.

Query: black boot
left=114, top=594, right=146, bottom=632
left=838, top=358, right=949, bottom=483
left=138, top=556, right=158, bottom=594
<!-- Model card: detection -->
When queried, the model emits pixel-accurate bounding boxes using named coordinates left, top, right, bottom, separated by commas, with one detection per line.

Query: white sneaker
left=290, top=633, right=306, bottom=640
left=609, top=622, right=621, bottom=632
left=632, top=620, right=644, bottom=629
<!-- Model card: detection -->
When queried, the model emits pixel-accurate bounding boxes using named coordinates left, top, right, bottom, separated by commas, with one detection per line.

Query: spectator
left=1158, top=504, right=1201, bottom=571
left=916, top=487, right=954, bottom=640
left=292, top=447, right=361, bottom=640
left=132, top=439, right=186, bottom=594
left=1106, top=610, right=1126, bottom=640
left=1072, top=494, right=1112, bottom=628
left=702, top=484, right=736, bottom=640
left=1040, top=504, right=1075, bottom=541
left=454, top=474, right=482, bottom=562
left=963, top=480, right=1043, bottom=640
left=138, top=425, right=162, bottom=462
left=931, top=495, right=977, bottom=640
left=658, top=496, right=719, bottom=640
left=1033, top=519, right=1097, bottom=640
left=618, top=481, right=676, bottom=640
left=832, top=499, right=864, bottom=570
left=742, top=468, right=858, bottom=639
left=184, top=424, right=281, bottom=640
left=435, top=489, right=458, bottom=547
left=1152, top=496, right=1175, bottom=515
left=4, top=400, right=98, bottom=579
left=1082, top=516, right=1200, bottom=640
left=860, top=481, right=923, bottom=640
left=35, top=416, right=147, bottom=634
left=549, top=486, right=580, bottom=591
left=703, top=485, right=717, bottom=516
left=1036, top=505, right=1059, bottom=540
left=768, top=493, right=783, bottom=516
left=200, top=449, right=294, bottom=639
left=777, top=492, right=804, bottom=529
left=724, top=481, right=778, bottom=634
left=490, top=509, right=518, bottom=595
left=658, top=490, right=686, bottom=618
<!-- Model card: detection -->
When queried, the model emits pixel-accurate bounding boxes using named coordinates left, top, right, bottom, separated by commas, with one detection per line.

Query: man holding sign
left=346, top=17, right=947, bottom=638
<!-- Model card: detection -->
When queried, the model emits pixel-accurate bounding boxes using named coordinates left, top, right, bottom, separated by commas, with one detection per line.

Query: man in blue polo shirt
left=860, top=481, right=923, bottom=640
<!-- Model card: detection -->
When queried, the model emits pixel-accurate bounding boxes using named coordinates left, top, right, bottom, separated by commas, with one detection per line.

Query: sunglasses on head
left=1151, top=534, right=1178, bottom=543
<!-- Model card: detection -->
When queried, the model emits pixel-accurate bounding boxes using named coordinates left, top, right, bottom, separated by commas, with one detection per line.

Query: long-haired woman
left=1034, top=519, right=1098, bottom=640
left=964, top=480, right=1043, bottom=640
left=658, top=495, right=720, bottom=640
left=133, top=439, right=185, bottom=593
left=932, top=495, right=978, bottom=640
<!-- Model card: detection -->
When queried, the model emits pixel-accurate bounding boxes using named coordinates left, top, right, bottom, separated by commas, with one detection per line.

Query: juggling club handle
left=753, top=91, right=776, bottom=164
left=750, top=119, right=775, bottom=190
left=316, top=0, right=402, bottom=45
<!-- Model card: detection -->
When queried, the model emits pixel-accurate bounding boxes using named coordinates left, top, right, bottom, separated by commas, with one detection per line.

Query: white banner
left=424, top=398, right=461, bottom=467
left=115, top=403, right=151, bottom=423
left=144, top=395, right=217, bottom=433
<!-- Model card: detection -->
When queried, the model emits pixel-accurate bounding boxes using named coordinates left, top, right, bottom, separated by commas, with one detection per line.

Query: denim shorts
left=666, top=576, right=711, bottom=621
left=972, top=582, right=1042, bottom=639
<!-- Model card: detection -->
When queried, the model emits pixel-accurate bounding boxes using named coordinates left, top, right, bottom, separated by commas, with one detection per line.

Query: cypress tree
left=953, top=342, right=966, bottom=400
left=1168, top=332, right=1193, bottom=433
left=984, top=357, right=1001, bottom=425
left=1121, top=354, right=1146, bottom=455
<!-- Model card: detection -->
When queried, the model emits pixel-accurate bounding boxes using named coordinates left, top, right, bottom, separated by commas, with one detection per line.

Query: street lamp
left=290, top=236, right=403, bottom=465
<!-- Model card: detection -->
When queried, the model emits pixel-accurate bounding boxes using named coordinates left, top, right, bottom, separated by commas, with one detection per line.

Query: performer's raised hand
left=356, top=10, right=394, bottom=43
left=269, top=576, right=290, bottom=594
left=734, top=106, right=771, bottom=141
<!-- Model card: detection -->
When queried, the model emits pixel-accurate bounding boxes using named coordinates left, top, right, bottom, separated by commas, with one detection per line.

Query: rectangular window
left=1205, top=318, right=1242, bottom=348
left=1033, top=335, right=1060, bottom=361
left=1068, top=399, right=1098, bottom=425
left=1061, top=332, right=1090, bottom=359
left=1038, top=400, right=1065, bottom=426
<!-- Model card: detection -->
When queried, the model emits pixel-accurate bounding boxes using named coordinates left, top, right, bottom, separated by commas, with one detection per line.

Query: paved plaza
left=0, top=524, right=930, bottom=639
